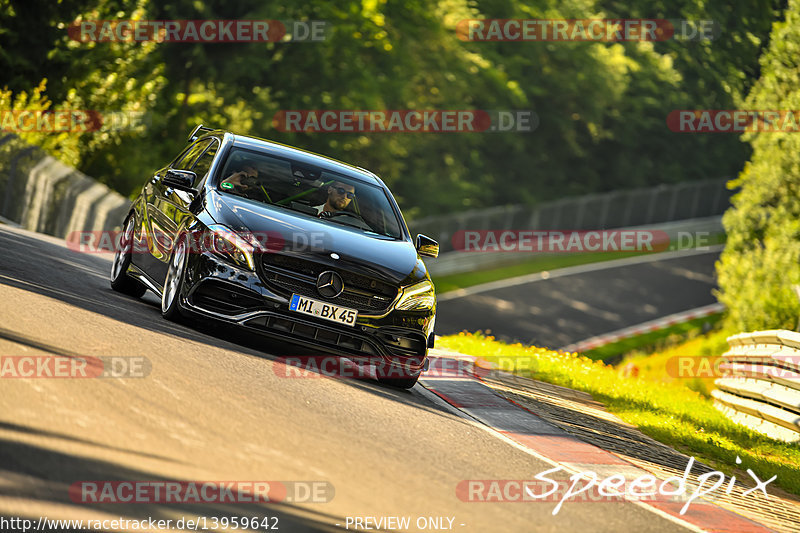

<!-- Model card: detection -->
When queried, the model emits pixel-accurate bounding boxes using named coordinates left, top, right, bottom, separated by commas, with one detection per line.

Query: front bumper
left=179, top=252, right=435, bottom=373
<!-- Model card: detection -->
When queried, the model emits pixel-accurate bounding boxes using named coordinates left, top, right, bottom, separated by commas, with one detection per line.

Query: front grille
left=260, top=255, right=398, bottom=313
left=244, top=314, right=380, bottom=356
left=377, top=329, right=427, bottom=358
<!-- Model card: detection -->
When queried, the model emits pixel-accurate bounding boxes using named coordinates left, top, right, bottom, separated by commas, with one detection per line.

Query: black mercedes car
left=111, top=125, right=439, bottom=388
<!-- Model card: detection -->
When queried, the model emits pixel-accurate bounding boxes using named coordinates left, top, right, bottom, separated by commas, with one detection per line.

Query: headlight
left=206, top=224, right=256, bottom=270
left=396, top=280, right=435, bottom=311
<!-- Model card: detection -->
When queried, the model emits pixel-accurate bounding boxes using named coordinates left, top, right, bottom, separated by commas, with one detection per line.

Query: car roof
left=215, top=132, right=383, bottom=186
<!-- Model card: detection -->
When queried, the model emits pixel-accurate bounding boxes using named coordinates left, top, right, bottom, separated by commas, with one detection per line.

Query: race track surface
left=436, top=250, right=720, bottom=347
left=0, top=224, right=695, bottom=532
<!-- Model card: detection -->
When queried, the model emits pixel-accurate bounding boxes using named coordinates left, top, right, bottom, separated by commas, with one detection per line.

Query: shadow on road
left=0, top=424, right=344, bottom=532
left=0, top=226, right=458, bottom=420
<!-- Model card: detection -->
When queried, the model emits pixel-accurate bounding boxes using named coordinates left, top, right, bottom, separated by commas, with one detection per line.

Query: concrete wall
left=0, top=134, right=130, bottom=237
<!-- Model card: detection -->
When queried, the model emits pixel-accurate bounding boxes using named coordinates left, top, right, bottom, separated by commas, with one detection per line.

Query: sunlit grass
left=582, top=313, right=724, bottom=363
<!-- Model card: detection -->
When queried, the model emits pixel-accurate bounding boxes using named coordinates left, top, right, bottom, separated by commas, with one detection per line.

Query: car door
left=163, top=138, right=220, bottom=258
left=139, top=139, right=212, bottom=285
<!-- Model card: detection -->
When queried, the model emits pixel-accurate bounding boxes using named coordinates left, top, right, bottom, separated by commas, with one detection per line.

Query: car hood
left=205, top=190, right=426, bottom=286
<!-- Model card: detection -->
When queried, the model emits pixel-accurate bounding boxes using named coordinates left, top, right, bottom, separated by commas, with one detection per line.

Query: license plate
left=289, top=294, right=358, bottom=327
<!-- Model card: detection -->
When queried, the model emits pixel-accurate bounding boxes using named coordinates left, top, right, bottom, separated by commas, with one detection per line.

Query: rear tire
left=110, top=216, right=147, bottom=298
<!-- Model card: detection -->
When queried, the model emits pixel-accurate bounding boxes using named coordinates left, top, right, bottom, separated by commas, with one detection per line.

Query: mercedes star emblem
left=316, top=271, right=344, bottom=298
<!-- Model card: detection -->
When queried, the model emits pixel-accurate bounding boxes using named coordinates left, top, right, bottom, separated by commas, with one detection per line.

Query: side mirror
left=416, top=234, right=439, bottom=258
left=164, top=169, right=198, bottom=193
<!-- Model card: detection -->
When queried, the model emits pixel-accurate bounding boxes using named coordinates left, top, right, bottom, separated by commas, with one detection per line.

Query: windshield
left=215, top=148, right=404, bottom=239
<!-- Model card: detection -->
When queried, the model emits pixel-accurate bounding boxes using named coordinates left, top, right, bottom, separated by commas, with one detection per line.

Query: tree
left=716, top=0, right=800, bottom=330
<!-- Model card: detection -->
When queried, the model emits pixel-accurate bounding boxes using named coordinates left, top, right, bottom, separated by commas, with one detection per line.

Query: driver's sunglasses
left=335, top=187, right=356, bottom=199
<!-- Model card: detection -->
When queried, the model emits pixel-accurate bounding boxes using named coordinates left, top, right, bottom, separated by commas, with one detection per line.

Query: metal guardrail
left=713, top=330, right=800, bottom=442
left=409, top=179, right=734, bottom=255
left=424, top=215, right=724, bottom=277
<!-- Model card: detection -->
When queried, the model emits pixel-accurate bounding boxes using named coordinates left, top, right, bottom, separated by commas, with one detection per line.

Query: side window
left=172, top=139, right=212, bottom=171
left=169, top=144, right=194, bottom=167
left=189, top=140, right=219, bottom=184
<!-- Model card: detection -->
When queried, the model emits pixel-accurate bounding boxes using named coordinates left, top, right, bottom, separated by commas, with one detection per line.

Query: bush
left=716, top=0, right=800, bottom=331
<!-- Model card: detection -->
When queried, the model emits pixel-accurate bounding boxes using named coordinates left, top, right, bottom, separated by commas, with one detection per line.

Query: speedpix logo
left=459, top=457, right=775, bottom=515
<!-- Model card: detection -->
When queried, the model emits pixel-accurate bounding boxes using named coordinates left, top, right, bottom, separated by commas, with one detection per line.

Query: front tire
left=376, top=362, right=421, bottom=389
left=161, top=238, right=188, bottom=322
left=110, top=216, right=147, bottom=298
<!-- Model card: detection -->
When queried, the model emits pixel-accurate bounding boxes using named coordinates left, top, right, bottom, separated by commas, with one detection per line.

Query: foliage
left=716, top=0, right=800, bottom=331
left=0, top=0, right=785, bottom=218
left=0, top=80, right=82, bottom=165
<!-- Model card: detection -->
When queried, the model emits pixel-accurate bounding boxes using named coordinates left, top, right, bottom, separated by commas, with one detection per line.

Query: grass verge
left=437, top=331, right=800, bottom=497
left=582, top=312, right=724, bottom=362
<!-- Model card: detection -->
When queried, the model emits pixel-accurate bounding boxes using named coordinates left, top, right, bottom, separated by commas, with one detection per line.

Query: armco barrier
left=409, top=179, right=733, bottom=256
left=0, top=134, right=129, bottom=237
left=713, top=330, right=800, bottom=442
left=424, top=215, right=724, bottom=277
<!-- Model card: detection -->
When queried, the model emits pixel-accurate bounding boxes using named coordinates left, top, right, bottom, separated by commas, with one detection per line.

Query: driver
left=314, top=181, right=355, bottom=217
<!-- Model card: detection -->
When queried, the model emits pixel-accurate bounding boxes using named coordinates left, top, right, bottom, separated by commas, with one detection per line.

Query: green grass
left=438, top=332, right=800, bottom=497
left=432, top=233, right=727, bottom=294
left=619, top=328, right=733, bottom=398
left=582, top=313, right=724, bottom=362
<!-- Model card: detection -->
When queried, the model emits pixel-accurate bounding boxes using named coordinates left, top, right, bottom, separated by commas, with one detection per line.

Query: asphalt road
left=435, top=249, right=721, bottom=348
left=0, top=224, right=696, bottom=532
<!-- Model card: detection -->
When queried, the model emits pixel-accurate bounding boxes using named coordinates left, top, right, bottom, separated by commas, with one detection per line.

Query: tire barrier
left=713, top=330, right=800, bottom=442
